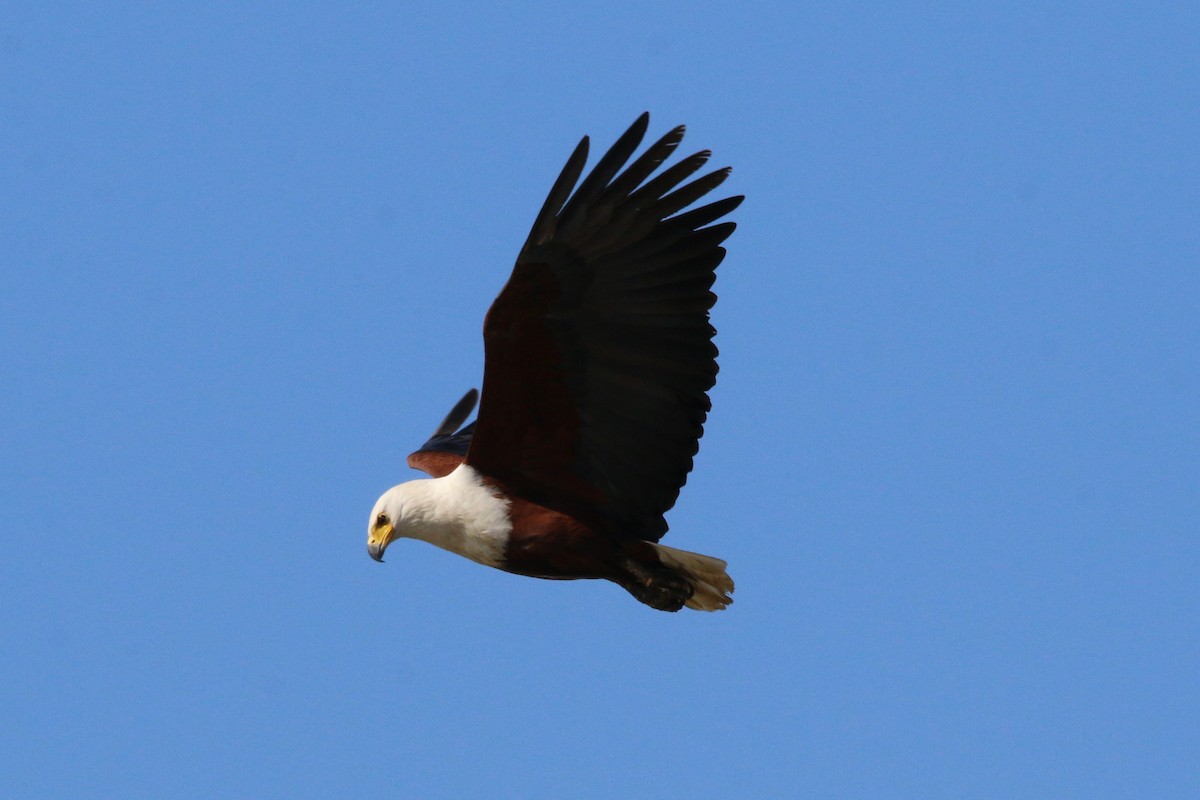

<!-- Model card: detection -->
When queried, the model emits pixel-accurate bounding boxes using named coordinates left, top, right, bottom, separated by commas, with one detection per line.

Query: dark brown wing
left=466, top=114, right=741, bottom=541
left=407, top=389, right=478, bottom=478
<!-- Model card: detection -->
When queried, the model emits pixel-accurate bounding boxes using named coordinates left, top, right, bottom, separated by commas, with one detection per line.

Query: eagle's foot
left=620, top=565, right=694, bottom=612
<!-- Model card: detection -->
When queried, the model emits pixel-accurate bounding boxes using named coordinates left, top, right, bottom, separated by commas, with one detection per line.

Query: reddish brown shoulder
left=406, top=451, right=466, bottom=478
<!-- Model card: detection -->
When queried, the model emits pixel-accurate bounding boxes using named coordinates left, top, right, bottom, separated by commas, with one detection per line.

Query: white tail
left=651, top=543, right=735, bottom=611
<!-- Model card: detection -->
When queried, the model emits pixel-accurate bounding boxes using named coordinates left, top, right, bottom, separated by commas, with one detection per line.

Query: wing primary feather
left=432, top=388, right=479, bottom=436
left=589, top=218, right=735, bottom=266
left=524, top=135, right=590, bottom=250
left=557, top=114, right=650, bottom=240
left=661, top=195, right=745, bottom=230
left=651, top=167, right=734, bottom=220
left=600, top=125, right=686, bottom=200
left=566, top=130, right=698, bottom=254
left=629, top=150, right=712, bottom=204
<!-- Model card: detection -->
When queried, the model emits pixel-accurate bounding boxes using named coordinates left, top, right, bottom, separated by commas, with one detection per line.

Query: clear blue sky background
left=2, top=3, right=1196, bottom=798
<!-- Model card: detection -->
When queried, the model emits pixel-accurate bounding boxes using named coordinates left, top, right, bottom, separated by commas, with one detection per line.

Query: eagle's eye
left=375, top=513, right=389, bottom=528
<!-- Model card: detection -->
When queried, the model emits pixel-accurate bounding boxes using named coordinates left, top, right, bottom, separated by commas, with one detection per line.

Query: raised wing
left=467, top=113, right=741, bottom=541
left=407, top=388, right=478, bottom=478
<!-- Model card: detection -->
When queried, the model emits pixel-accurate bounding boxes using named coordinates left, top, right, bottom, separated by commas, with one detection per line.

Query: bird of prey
left=367, top=113, right=740, bottom=611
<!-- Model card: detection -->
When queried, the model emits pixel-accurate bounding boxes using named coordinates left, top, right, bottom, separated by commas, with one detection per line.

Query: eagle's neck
left=399, top=465, right=512, bottom=567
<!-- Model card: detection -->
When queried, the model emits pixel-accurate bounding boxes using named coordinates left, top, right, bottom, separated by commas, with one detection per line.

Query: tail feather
left=651, top=543, right=734, bottom=611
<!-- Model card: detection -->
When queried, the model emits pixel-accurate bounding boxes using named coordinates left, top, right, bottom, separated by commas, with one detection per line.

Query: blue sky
left=2, top=3, right=1196, bottom=797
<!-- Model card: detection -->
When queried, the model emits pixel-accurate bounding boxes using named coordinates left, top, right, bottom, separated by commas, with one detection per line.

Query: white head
left=366, top=484, right=409, bottom=562
left=364, top=465, right=511, bottom=567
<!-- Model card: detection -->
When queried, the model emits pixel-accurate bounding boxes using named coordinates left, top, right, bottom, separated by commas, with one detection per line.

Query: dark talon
left=621, top=567, right=694, bottom=612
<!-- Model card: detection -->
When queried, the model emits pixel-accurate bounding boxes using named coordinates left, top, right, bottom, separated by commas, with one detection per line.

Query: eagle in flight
left=367, top=113, right=741, bottom=611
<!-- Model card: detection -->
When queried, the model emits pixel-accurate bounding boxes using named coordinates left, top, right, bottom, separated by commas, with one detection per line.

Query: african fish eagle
left=367, top=113, right=741, bottom=611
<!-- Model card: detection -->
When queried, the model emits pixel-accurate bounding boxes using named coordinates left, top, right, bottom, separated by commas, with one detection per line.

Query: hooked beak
left=368, top=523, right=393, bottom=562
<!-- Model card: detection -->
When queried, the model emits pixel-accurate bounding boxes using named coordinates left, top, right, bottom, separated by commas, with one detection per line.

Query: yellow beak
left=367, top=522, right=393, bottom=562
